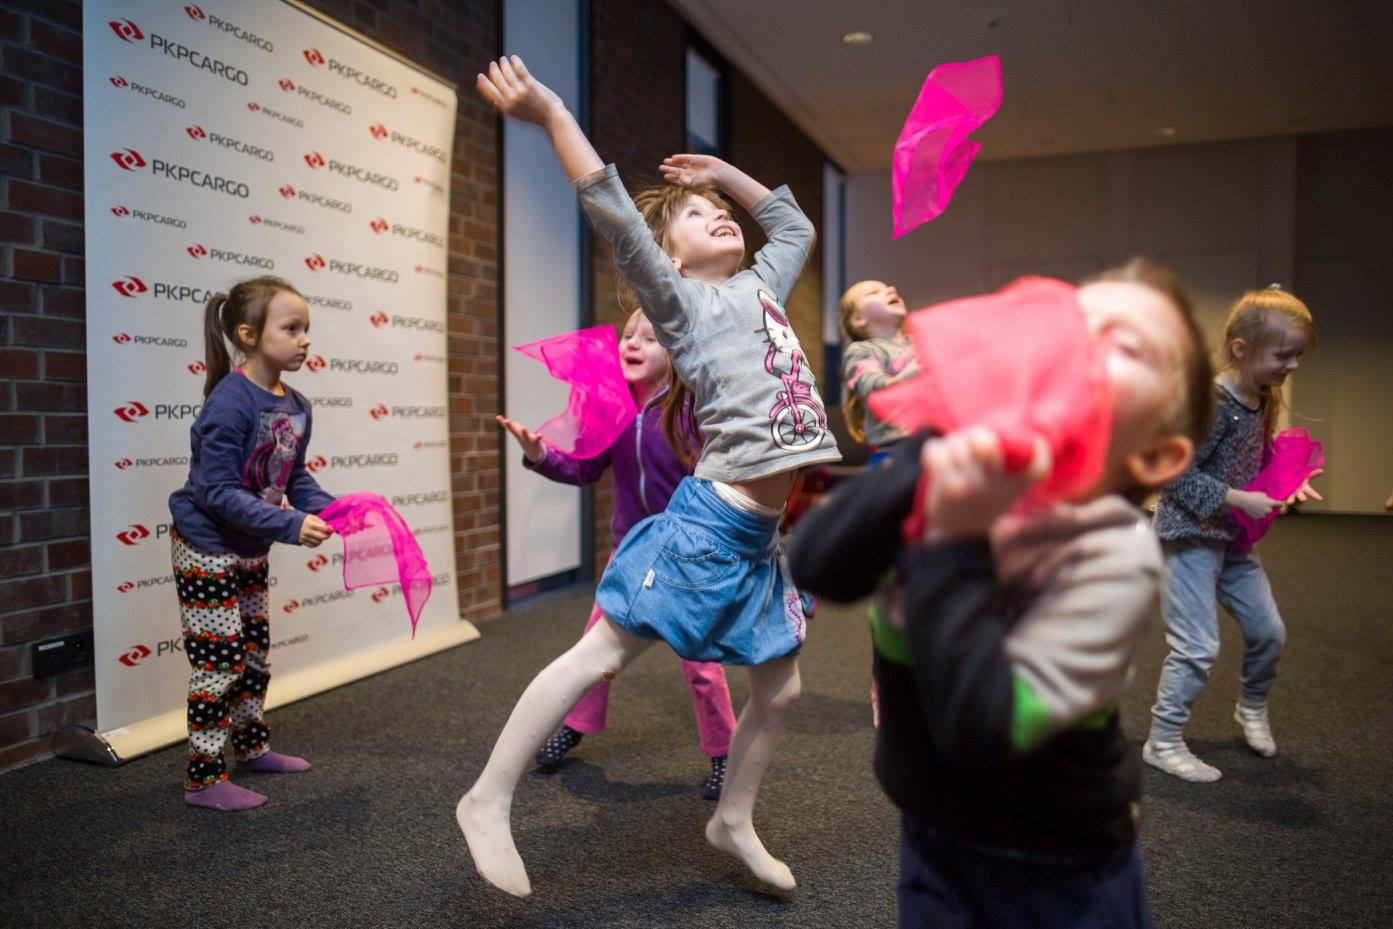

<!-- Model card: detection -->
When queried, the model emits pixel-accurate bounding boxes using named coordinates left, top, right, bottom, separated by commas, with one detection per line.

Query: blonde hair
left=837, top=281, right=902, bottom=444
left=1222, top=286, right=1316, bottom=438
left=631, top=183, right=739, bottom=258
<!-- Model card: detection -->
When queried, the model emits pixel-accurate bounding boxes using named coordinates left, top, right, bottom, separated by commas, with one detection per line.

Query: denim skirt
left=596, top=477, right=808, bottom=665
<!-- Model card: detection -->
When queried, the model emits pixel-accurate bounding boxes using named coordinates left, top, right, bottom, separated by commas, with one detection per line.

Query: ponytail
left=200, top=275, right=303, bottom=399
left=202, top=292, right=233, bottom=398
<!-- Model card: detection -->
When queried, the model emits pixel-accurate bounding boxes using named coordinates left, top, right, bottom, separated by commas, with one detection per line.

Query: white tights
left=457, top=614, right=801, bottom=896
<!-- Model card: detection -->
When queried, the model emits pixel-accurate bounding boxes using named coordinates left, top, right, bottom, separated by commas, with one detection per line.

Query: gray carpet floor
left=1, top=514, right=1390, bottom=928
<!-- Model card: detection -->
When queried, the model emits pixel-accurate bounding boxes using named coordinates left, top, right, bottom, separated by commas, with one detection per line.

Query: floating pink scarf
left=1232, top=428, right=1324, bottom=552
left=513, top=325, right=637, bottom=459
left=868, top=277, right=1113, bottom=537
left=319, top=493, right=432, bottom=637
left=892, top=55, right=1002, bottom=238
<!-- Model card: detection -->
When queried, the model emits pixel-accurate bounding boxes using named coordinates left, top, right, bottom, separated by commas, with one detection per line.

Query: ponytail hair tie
left=1266, top=282, right=1283, bottom=291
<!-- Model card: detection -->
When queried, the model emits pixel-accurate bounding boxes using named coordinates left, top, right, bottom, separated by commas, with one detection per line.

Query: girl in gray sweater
left=457, top=56, right=839, bottom=898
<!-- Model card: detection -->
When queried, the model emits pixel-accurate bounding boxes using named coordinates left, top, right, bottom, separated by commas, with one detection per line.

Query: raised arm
left=476, top=56, right=601, bottom=182
left=478, top=56, right=698, bottom=340
left=662, top=154, right=814, bottom=300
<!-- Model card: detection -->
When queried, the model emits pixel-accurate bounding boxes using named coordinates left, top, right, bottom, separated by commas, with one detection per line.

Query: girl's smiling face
left=1236, top=323, right=1309, bottom=390
left=664, top=193, right=744, bottom=279
left=620, top=311, right=669, bottom=390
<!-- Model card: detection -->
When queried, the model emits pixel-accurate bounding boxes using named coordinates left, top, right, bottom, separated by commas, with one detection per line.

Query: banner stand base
left=85, top=619, right=482, bottom=766
left=53, top=726, right=123, bottom=767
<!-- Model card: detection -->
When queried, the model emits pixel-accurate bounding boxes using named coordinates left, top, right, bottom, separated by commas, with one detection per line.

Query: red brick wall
left=586, top=1, right=829, bottom=566
left=0, top=0, right=502, bottom=772
left=0, top=0, right=828, bottom=774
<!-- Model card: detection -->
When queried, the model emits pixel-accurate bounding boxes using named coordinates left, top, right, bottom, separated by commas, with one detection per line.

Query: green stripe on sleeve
left=1010, top=676, right=1055, bottom=753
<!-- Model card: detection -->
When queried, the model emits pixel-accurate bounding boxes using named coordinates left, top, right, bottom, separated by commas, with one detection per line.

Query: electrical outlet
left=32, top=630, right=94, bottom=677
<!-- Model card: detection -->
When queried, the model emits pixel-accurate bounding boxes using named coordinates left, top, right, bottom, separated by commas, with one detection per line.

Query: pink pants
left=566, top=601, right=735, bottom=758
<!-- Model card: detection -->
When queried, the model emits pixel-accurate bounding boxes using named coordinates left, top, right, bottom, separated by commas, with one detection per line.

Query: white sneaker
left=1142, top=739, right=1222, bottom=782
left=1234, top=704, right=1278, bottom=757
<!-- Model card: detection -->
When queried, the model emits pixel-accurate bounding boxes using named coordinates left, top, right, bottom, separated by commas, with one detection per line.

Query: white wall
left=845, top=129, right=1392, bottom=514
left=503, top=0, right=584, bottom=584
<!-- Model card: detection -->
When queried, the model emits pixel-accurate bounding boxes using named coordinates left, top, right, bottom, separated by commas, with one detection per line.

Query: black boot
left=701, top=755, right=727, bottom=800
left=535, top=725, right=583, bottom=769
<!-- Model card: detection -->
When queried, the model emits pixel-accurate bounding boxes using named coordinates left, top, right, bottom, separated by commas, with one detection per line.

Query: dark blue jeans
left=897, top=815, right=1154, bottom=929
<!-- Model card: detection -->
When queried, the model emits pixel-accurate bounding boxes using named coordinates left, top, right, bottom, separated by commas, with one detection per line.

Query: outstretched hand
left=476, top=55, right=562, bottom=126
left=918, top=427, right=1051, bottom=544
left=496, top=415, right=545, bottom=462
left=1285, top=468, right=1324, bottom=506
left=660, top=154, right=729, bottom=189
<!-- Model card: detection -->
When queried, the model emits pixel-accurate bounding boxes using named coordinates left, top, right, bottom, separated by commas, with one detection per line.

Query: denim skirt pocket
left=652, top=525, right=739, bottom=592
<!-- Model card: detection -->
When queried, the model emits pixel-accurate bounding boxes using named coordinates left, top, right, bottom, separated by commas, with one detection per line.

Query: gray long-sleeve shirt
left=842, top=336, right=918, bottom=447
left=576, top=165, right=840, bottom=483
left=1153, top=382, right=1266, bottom=544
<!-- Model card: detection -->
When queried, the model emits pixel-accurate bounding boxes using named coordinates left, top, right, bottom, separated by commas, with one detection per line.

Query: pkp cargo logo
left=371, top=587, right=391, bottom=603
left=115, top=524, right=151, bottom=546
left=111, top=276, right=148, bottom=297
left=184, top=5, right=206, bottom=20
left=282, top=599, right=301, bottom=614
left=117, top=580, right=135, bottom=592
left=111, top=205, right=131, bottom=217
left=304, top=254, right=326, bottom=271
left=305, top=455, right=328, bottom=473
left=118, top=644, right=152, bottom=667
left=186, top=125, right=207, bottom=141
left=279, top=184, right=296, bottom=198
left=303, top=47, right=326, bottom=66
left=114, top=401, right=149, bottom=422
left=247, top=101, right=261, bottom=112
left=109, top=19, right=144, bottom=42
left=369, top=217, right=389, bottom=234
left=112, top=333, right=132, bottom=345
left=110, top=148, right=146, bottom=171
left=188, top=360, right=207, bottom=375
left=303, top=150, right=326, bottom=169
left=279, top=78, right=296, bottom=92
left=114, top=458, right=134, bottom=470
left=187, top=243, right=208, bottom=258
left=306, top=553, right=329, bottom=572
left=110, top=76, right=129, bottom=88
left=369, top=312, right=389, bottom=328
left=368, top=123, right=388, bottom=140
left=304, top=354, right=327, bottom=371
left=369, top=404, right=390, bottom=421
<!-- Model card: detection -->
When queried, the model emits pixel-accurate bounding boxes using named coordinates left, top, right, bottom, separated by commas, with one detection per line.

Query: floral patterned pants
left=172, top=531, right=273, bottom=790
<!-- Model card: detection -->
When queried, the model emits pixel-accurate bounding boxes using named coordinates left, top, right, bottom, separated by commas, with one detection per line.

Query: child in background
left=168, top=276, right=335, bottom=811
left=790, top=260, right=1212, bottom=928
left=459, top=55, right=838, bottom=897
left=497, top=308, right=736, bottom=798
left=840, top=280, right=918, bottom=463
left=1145, top=286, right=1320, bottom=782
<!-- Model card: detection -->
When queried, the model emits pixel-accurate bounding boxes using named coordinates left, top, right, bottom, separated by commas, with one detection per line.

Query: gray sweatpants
left=1150, top=540, right=1286, bottom=742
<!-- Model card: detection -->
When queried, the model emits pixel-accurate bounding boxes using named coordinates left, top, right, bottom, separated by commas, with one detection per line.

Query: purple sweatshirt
left=524, top=389, right=692, bottom=544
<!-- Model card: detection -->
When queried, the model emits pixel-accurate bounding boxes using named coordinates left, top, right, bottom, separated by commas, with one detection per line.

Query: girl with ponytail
left=168, top=276, right=335, bottom=810
left=1146, top=285, right=1321, bottom=783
